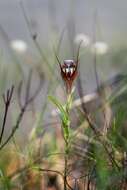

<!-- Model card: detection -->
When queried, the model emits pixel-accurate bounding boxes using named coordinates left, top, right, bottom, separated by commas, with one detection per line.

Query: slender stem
left=0, top=104, right=9, bottom=144
left=63, top=93, right=72, bottom=190
left=0, top=86, right=14, bottom=145
left=64, top=140, right=69, bottom=190
left=0, top=106, right=26, bottom=150
left=77, top=72, right=120, bottom=170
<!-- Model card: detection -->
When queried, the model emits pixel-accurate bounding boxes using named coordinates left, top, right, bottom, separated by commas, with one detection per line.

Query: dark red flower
left=59, top=59, right=78, bottom=93
left=55, top=42, right=81, bottom=94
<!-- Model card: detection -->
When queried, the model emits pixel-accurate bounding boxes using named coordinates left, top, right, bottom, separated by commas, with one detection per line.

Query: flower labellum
left=60, top=59, right=78, bottom=93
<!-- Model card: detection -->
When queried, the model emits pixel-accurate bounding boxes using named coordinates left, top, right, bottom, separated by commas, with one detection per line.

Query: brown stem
left=0, top=106, right=25, bottom=150
left=77, top=73, right=120, bottom=170
left=0, top=86, right=14, bottom=145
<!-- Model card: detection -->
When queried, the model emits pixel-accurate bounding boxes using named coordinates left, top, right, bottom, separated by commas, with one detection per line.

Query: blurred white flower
left=10, top=40, right=27, bottom=53
left=92, top=41, right=108, bottom=55
left=74, top=33, right=90, bottom=47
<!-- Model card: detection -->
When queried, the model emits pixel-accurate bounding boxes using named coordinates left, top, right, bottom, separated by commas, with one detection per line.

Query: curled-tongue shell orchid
left=59, top=59, right=78, bottom=94
left=55, top=42, right=82, bottom=94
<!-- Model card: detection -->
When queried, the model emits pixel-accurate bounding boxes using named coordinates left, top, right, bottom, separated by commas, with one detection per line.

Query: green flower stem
left=49, top=90, right=74, bottom=190
left=63, top=92, right=73, bottom=190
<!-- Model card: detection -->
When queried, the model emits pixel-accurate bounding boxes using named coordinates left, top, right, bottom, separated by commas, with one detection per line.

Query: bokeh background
left=0, top=0, right=127, bottom=90
left=0, top=0, right=127, bottom=189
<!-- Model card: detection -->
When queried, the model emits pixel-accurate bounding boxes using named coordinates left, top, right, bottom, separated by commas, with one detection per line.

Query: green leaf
left=48, top=95, right=71, bottom=141
left=48, top=95, right=69, bottom=124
